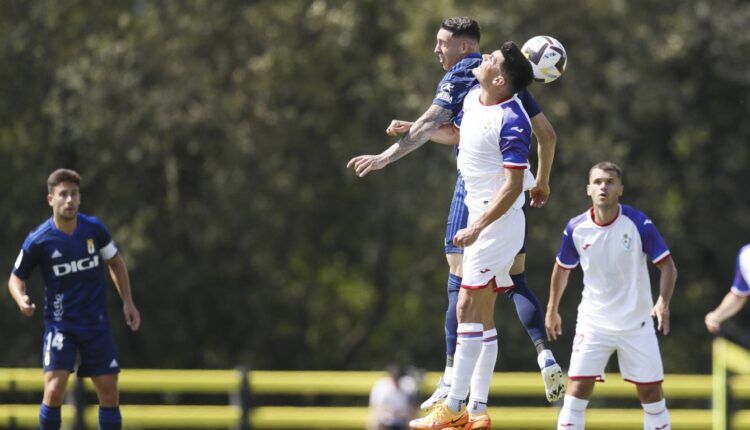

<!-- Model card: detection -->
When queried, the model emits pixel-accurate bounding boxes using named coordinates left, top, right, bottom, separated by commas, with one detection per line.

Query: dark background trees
left=1, top=0, right=748, bottom=373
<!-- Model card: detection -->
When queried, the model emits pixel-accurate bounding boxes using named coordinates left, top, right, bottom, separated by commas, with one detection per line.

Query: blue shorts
left=42, top=324, right=120, bottom=377
left=444, top=172, right=528, bottom=255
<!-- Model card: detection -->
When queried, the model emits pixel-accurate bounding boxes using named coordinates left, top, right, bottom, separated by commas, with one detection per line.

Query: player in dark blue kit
left=8, top=168, right=141, bottom=430
left=348, top=17, right=564, bottom=407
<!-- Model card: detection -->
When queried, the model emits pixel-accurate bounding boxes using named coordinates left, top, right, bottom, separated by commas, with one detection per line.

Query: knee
left=43, top=380, right=67, bottom=406
left=638, top=385, right=664, bottom=404
left=97, top=386, right=119, bottom=407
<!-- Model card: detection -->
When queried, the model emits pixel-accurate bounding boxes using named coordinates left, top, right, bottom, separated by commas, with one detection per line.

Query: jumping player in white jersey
left=347, top=16, right=563, bottom=409
left=409, top=41, right=535, bottom=430
left=545, top=162, right=678, bottom=430
left=705, top=244, right=750, bottom=333
left=8, top=169, right=140, bottom=430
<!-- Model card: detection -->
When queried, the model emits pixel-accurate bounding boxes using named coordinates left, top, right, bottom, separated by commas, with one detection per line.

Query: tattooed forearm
left=381, top=105, right=454, bottom=164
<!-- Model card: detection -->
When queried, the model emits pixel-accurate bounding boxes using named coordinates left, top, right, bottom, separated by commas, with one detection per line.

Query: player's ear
left=47, top=193, right=53, bottom=206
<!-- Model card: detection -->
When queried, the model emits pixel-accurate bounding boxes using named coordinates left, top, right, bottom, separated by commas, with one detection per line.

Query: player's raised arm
left=105, top=254, right=141, bottom=331
left=652, top=257, right=677, bottom=335
left=8, top=273, right=36, bottom=316
left=529, top=112, right=556, bottom=207
left=545, top=264, right=571, bottom=341
left=347, top=104, right=454, bottom=177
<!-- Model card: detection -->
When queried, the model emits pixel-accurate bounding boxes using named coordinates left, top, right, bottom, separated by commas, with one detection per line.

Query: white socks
left=557, top=395, right=669, bottom=429
left=443, top=365, right=453, bottom=386
left=446, top=323, right=484, bottom=412
left=642, top=399, right=670, bottom=429
left=558, top=395, right=588, bottom=429
left=469, top=329, right=498, bottom=414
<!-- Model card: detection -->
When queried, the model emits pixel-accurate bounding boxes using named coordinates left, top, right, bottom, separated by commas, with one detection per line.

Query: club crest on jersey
left=622, top=233, right=632, bottom=250
left=87, top=239, right=95, bottom=254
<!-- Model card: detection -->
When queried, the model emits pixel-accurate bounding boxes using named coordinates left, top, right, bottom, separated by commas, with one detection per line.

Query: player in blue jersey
left=545, top=162, right=677, bottom=430
left=8, top=168, right=141, bottom=430
left=705, top=244, right=750, bottom=333
left=347, top=16, right=563, bottom=406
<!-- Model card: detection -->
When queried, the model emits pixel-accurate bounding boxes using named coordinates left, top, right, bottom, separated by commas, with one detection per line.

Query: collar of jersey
left=49, top=215, right=80, bottom=237
left=588, top=204, right=621, bottom=228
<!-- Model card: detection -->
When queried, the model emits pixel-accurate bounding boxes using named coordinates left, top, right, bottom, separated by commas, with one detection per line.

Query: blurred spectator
left=367, top=364, right=418, bottom=430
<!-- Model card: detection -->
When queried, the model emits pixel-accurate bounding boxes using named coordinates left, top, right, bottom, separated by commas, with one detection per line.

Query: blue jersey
left=13, top=213, right=118, bottom=329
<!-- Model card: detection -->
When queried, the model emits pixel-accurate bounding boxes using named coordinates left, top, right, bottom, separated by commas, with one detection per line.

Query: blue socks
left=507, top=273, right=549, bottom=350
left=99, top=406, right=122, bottom=430
left=39, top=404, right=121, bottom=430
left=40, top=404, right=61, bottom=430
left=445, top=273, right=462, bottom=358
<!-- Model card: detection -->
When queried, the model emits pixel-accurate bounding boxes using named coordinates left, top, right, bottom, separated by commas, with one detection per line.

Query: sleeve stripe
left=652, top=251, right=671, bottom=264
left=555, top=257, right=578, bottom=270
left=100, top=241, right=118, bottom=260
left=731, top=286, right=750, bottom=296
left=504, top=164, right=528, bottom=170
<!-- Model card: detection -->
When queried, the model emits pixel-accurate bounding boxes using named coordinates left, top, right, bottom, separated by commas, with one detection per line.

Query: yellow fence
left=1, top=341, right=749, bottom=429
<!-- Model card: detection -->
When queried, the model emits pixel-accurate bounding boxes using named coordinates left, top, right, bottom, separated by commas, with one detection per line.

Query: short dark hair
left=47, top=168, right=81, bottom=193
left=499, top=41, right=534, bottom=93
left=441, top=16, right=480, bottom=42
left=589, top=161, right=622, bottom=179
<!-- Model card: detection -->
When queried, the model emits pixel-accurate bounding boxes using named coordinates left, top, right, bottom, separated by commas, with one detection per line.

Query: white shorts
left=461, top=207, right=524, bottom=291
left=568, top=327, right=664, bottom=384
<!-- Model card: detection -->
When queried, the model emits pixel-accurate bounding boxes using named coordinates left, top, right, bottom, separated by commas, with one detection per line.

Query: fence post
left=712, top=338, right=728, bottom=430
left=73, top=376, right=86, bottom=430
left=232, top=367, right=251, bottom=430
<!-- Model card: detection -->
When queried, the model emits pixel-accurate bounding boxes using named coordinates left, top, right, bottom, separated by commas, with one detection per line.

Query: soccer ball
left=521, top=35, right=567, bottom=84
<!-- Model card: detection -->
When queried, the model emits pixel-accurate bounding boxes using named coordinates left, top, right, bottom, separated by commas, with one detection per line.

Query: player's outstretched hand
left=545, top=311, right=562, bottom=341
left=529, top=181, right=550, bottom=207
left=346, top=154, right=389, bottom=177
left=385, top=120, right=412, bottom=136
left=123, top=302, right=141, bottom=331
left=651, top=298, right=670, bottom=334
left=453, top=225, right=481, bottom=248
left=18, top=294, right=36, bottom=317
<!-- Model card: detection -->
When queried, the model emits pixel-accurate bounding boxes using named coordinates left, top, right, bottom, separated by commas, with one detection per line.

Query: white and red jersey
left=556, top=204, right=672, bottom=334
left=454, top=85, right=532, bottom=216
left=731, top=244, right=750, bottom=296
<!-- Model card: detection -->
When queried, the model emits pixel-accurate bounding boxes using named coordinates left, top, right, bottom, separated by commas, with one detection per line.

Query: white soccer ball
left=521, top=35, right=567, bottom=84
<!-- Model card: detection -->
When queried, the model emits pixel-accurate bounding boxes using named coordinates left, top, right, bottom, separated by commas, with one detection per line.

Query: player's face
left=472, top=50, right=504, bottom=87
left=48, top=181, right=80, bottom=221
left=586, top=168, right=623, bottom=208
left=434, top=29, right=466, bottom=71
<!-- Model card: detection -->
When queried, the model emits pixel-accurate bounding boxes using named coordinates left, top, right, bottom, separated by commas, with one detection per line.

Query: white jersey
left=731, top=244, right=750, bottom=296
left=455, top=85, right=532, bottom=216
left=556, top=205, right=671, bottom=334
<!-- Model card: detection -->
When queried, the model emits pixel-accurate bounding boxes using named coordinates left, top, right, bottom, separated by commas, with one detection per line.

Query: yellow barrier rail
left=2, top=365, right=750, bottom=429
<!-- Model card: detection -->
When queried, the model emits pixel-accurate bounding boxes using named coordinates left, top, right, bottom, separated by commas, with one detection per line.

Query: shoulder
left=78, top=213, right=110, bottom=235
left=565, top=210, right=589, bottom=235
left=620, top=205, right=653, bottom=228
left=448, top=54, right=482, bottom=75
left=22, top=218, right=54, bottom=249
left=739, top=244, right=750, bottom=263
left=78, top=213, right=106, bottom=227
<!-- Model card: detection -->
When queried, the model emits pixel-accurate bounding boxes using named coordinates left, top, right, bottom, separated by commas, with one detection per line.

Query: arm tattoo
left=383, top=105, right=454, bottom=164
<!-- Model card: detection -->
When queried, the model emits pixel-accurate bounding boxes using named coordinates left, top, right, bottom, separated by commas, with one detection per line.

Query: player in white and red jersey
left=409, top=41, right=535, bottom=430
left=545, top=161, right=678, bottom=430
left=705, top=244, right=750, bottom=333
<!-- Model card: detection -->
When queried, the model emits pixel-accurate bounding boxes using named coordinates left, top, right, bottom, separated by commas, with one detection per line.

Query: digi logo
left=52, top=256, right=100, bottom=277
